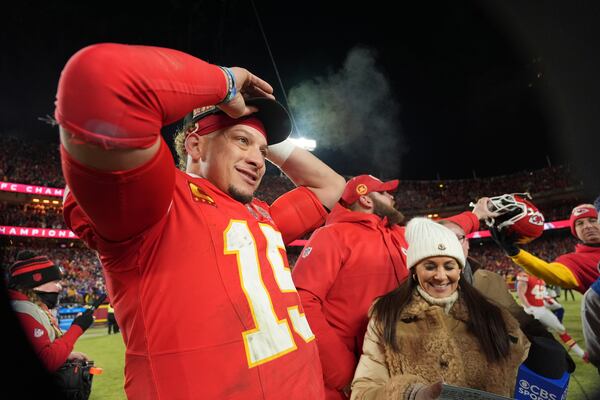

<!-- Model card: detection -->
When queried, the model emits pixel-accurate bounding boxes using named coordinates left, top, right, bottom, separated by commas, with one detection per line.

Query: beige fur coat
left=351, top=291, right=529, bottom=399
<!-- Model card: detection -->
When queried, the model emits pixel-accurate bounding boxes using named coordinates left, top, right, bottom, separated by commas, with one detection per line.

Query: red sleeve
left=55, top=43, right=227, bottom=149
left=15, top=313, right=83, bottom=372
left=443, top=211, right=480, bottom=234
left=270, top=187, right=327, bottom=246
left=555, top=252, right=598, bottom=292
left=61, top=138, right=175, bottom=242
left=292, top=228, right=357, bottom=390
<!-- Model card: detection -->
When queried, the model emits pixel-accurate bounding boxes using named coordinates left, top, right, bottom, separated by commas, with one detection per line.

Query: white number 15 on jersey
left=224, top=220, right=315, bottom=367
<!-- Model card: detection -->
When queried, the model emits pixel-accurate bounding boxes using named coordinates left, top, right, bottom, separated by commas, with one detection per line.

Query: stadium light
left=289, top=137, right=316, bottom=151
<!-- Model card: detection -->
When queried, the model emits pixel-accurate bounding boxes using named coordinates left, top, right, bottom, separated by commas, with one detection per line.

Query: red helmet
left=485, top=193, right=545, bottom=244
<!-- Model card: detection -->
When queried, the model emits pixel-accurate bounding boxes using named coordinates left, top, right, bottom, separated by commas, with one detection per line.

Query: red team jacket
left=292, top=207, right=480, bottom=400
left=56, top=43, right=328, bottom=400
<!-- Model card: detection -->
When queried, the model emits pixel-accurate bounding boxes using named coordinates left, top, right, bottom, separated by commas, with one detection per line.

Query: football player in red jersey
left=55, top=43, right=345, bottom=399
left=516, top=272, right=586, bottom=360
left=492, top=204, right=600, bottom=293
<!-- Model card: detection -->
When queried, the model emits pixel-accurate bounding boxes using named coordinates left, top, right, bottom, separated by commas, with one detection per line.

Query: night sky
left=2, top=1, right=600, bottom=189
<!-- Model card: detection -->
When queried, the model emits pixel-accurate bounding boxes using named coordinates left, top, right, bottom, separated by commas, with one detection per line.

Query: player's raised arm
left=55, top=43, right=272, bottom=241
left=267, top=140, right=345, bottom=210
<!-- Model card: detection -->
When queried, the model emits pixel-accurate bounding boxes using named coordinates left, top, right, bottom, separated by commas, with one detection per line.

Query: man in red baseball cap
left=493, top=203, right=600, bottom=293
left=56, top=43, right=345, bottom=399
left=292, top=174, right=497, bottom=400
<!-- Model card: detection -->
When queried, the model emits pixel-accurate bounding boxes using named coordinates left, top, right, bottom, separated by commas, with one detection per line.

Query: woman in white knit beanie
left=352, top=218, right=529, bottom=400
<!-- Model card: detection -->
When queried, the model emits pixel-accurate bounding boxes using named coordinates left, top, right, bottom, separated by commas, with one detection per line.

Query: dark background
left=1, top=0, right=599, bottom=194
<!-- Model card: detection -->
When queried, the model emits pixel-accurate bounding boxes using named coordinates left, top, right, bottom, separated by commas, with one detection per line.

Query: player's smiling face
left=201, top=125, right=267, bottom=203
left=414, top=256, right=461, bottom=299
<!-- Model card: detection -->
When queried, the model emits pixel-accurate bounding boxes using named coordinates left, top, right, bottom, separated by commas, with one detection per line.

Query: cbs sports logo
left=517, top=379, right=566, bottom=400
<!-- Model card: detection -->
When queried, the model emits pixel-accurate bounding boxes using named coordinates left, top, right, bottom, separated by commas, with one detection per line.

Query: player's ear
left=185, top=133, right=207, bottom=162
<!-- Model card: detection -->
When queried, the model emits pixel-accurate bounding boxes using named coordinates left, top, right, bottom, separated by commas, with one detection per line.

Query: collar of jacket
left=326, top=202, right=391, bottom=228
left=416, top=285, right=458, bottom=314
left=400, top=289, right=470, bottom=323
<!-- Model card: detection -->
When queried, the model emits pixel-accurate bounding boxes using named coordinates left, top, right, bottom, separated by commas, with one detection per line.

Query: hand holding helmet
left=476, top=193, right=545, bottom=245
left=489, top=225, right=520, bottom=256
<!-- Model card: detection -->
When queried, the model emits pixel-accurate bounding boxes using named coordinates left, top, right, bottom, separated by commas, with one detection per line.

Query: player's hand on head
left=218, top=67, right=275, bottom=119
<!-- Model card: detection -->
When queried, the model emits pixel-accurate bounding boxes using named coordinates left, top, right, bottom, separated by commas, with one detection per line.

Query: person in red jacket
left=7, top=251, right=94, bottom=372
left=55, top=43, right=345, bottom=399
left=291, top=175, right=496, bottom=400
left=492, top=204, right=600, bottom=293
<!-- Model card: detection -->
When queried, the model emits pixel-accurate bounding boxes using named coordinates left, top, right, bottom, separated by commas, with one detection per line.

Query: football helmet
left=483, top=193, right=545, bottom=244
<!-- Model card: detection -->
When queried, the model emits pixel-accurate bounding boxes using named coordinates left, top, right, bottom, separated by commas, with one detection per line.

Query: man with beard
left=292, top=175, right=495, bottom=400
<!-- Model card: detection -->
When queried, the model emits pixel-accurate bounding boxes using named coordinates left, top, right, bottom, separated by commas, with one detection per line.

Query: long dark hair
left=371, top=273, right=511, bottom=363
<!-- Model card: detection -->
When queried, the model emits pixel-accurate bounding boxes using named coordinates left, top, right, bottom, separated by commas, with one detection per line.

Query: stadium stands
left=0, top=135, right=588, bottom=300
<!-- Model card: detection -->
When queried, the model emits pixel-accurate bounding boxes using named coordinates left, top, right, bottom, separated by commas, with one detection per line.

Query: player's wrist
left=267, top=138, right=296, bottom=166
left=217, top=66, right=237, bottom=105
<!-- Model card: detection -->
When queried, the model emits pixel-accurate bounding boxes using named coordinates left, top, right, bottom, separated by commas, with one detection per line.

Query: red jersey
left=555, top=243, right=600, bottom=292
left=517, top=273, right=546, bottom=307
left=62, top=142, right=327, bottom=399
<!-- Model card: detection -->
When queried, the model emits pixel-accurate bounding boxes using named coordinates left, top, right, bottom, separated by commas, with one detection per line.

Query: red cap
left=569, top=204, right=598, bottom=237
left=341, top=175, right=399, bottom=205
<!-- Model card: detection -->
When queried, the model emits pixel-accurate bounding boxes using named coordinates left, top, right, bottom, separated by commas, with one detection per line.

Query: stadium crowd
left=0, top=135, right=583, bottom=213
left=1, top=239, right=105, bottom=305
left=0, top=134, right=587, bottom=307
left=1, top=130, right=597, bottom=398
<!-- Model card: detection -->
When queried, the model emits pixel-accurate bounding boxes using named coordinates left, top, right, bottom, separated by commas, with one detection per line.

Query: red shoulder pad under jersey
left=55, top=43, right=226, bottom=149
left=442, top=211, right=479, bottom=234
left=270, top=186, right=327, bottom=246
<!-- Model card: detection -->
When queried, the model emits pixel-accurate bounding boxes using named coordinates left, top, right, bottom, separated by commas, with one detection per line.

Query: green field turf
left=74, top=328, right=126, bottom=400
left=74, top=292, right=599, bottom=399
left=555, top=291, right=600, bottom=400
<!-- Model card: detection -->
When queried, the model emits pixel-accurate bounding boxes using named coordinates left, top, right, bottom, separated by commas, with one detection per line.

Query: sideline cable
left=250, top=0, right=300, bottom=136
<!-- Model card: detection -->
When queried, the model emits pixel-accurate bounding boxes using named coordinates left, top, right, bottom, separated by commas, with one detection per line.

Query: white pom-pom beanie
left=406, top=217, right=466, bottom=269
